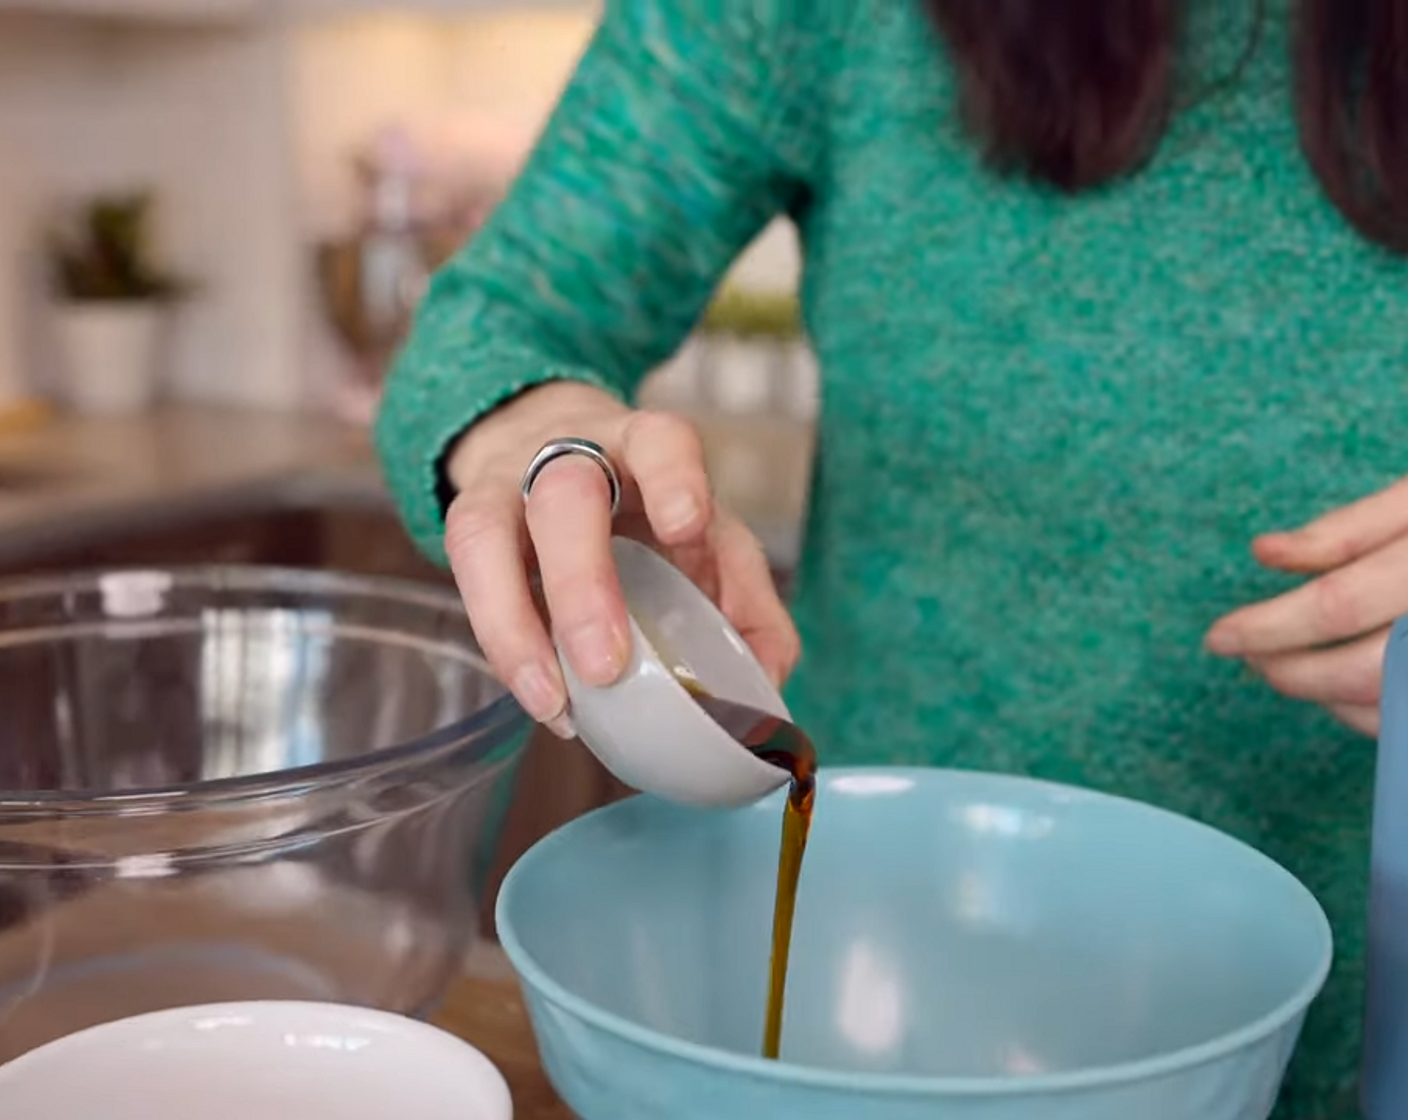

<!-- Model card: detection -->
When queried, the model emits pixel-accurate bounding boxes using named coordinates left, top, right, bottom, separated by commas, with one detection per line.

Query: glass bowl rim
left=0, top=564, right=524, bottom=813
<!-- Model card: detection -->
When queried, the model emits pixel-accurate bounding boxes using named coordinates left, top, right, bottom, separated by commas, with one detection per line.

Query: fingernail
left=657, top=491, right=701, bottom=537
left=1254, top=533, right=1290, bottom=558
left=564, top=621, right=628, bottom=686
left=1205, top=627, right=1241, bottom=657
left=512, top=663, right=564, bottom=722
left=546, top=712, right=578, bottom=740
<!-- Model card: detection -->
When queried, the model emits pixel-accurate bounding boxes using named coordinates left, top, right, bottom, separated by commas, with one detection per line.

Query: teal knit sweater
left=377, top=3, right=1408, bottom=1114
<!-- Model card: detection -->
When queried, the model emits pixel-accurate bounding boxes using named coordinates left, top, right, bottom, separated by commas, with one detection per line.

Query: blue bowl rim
left=496, top=765, right=1334, bottom=1098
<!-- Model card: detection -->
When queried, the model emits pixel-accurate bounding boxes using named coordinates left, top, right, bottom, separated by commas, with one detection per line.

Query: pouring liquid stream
left=675, top=672, right=817, bottom=1061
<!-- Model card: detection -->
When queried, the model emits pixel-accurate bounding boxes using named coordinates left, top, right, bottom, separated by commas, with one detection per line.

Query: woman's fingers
left=1248, top=627, right=1388, bottom=709
left=448, top=397, right=787, bottom=717
left=445, top=487, right=574, bottom=738
left=618, top=411, right=713, bottom=546
left=1254, top=476, right=1408, bottom=574
left=1207, top=532, right=1408, bottom=657
left=1329, top=703, right=1380, bottom=738
left=526, top=453, right=632, bottom=687
left=712, top=514, right=801, bottom=688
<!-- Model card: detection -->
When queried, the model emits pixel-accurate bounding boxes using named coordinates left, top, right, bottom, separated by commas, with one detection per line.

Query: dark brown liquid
left=676, top=674, right=817, bottom=1061
left=763, top=767, right=814, bottom=1060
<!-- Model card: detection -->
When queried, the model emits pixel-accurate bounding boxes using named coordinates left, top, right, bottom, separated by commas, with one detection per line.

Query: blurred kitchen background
left=0, top=0, right=816, bottom=923
left=0, top=2, right=816, bottom=546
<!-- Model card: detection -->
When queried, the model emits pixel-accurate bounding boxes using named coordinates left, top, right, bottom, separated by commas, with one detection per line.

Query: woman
left=376, top=2, right=1408, bottom=1113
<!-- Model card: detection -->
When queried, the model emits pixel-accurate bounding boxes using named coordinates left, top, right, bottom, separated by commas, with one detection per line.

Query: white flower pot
left=53, top=303, right=167, bottom=417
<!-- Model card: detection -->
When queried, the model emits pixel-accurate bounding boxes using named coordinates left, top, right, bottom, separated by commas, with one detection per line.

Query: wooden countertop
left=0, top=405, right=809, bottom=570
left=0, top=406, right=379, bottom=558
left=432, top=974, right=574, bottom=1120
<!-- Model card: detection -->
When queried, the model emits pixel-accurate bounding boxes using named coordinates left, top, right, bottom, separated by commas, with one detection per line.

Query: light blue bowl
left=496, top=768, right=1332, bottom=1120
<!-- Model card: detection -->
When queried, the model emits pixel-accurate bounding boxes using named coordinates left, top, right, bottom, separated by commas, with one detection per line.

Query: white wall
left=290, top=8, right=596, bottom=235
left=0, top=14, right=301, bottom=410
left=0, top=5, right=801, bottom=416
left=0, top=17, right=108, bottom=405
left=287, top=7, right=602, bottom=407
left=288, top=6, right=800, bottom=280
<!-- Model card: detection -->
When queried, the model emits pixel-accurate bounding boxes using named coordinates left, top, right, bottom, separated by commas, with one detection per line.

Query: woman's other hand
left=442, top=380, right=800, bottom=739
left=1205, top=476, right=1408, bottom=736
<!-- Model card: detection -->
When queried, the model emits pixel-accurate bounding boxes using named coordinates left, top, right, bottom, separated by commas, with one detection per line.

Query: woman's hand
left=441, top=380, right=800, bottom=739
left=1205, top=477, right=1408, bottom=737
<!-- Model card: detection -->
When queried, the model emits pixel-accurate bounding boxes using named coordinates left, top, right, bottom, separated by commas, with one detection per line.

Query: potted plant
left=47, top=192, right=187, bottom=416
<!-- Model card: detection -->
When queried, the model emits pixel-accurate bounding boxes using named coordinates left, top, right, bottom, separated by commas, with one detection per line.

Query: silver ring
left=521, top=438, right=622, bottom=515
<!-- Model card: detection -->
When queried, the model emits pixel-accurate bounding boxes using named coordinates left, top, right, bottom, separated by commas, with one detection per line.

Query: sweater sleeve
left=374, top=0, right=836, bottom=563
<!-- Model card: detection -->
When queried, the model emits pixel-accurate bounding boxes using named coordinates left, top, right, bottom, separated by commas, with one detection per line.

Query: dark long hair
left=924, top=0, right=1408, bottom=253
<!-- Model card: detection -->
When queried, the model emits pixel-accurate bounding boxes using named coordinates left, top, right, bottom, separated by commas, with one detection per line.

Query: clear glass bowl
left=0, top=566, right=528, bottom=1061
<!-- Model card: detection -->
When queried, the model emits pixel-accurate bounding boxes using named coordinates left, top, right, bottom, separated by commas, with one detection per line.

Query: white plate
left=0, top=1001, right=512, bottom=1120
